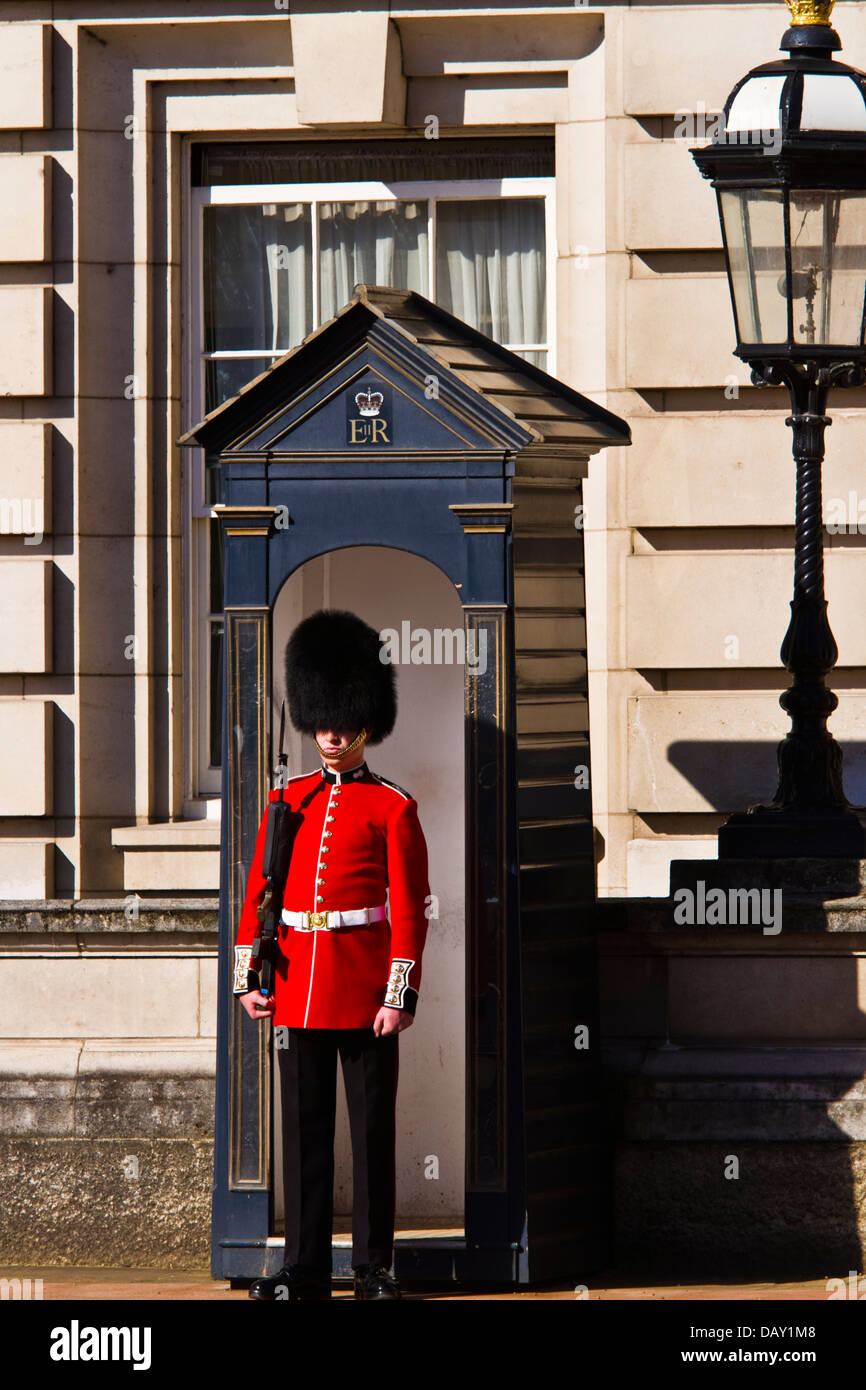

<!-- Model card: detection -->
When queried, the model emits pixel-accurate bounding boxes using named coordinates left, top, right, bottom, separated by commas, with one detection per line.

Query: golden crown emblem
left=785, top=0, right=835, bottom=25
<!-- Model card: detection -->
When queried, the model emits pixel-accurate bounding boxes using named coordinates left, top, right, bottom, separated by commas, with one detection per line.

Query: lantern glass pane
left=789, top=190, right=866, bottom=348
left=720, top=189, right=788, bottom=346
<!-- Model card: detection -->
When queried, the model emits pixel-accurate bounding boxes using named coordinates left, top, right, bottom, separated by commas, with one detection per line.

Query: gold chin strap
left=315, top=727, right=368, bottom=760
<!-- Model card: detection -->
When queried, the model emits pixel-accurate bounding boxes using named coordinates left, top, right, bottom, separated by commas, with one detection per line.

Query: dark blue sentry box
left=179, top=284, right=630, bottom=1289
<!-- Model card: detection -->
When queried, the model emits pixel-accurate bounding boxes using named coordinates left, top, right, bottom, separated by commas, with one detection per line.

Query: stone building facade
left=2, top=1, right=866, bottom=1274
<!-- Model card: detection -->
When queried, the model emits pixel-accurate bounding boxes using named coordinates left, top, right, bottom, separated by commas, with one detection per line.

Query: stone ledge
left=0, top=937, right=218, bottom=957
left=0, top=1075, right=214, bottom=1140
left=0, top=1039, right=216, bottom=1077
left=603, top=1043, right=866, bottom=1080
left=0, top=1041, right=216, bottom=1141
left=595, top=897, right=866, bottom=935
left=670, top=858, right=866, bottom=896
left=0, top=900, right=219, bottom=933
left=602, top=1045, right=866, bottom=1141
left=111, top=823, right=221, bottom=847
left=620, top=1089, right=866, bottom=1143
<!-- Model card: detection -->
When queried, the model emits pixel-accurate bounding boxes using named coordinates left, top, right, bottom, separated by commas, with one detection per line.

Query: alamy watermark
left=827, top=1270, right=866, bottom=1299
left=379, top=621, right=487, bottom=675
left=826, top=493, right=866, bottom=533
left=0, top=1276, right=43, bottom=1299
left=673, top=880, right=782, bottom=935
left=0, top=497, right=44, bottom=545
left=50, top=1321, right=151, bottom=1371
left=674, top=102, right=782, bottom=157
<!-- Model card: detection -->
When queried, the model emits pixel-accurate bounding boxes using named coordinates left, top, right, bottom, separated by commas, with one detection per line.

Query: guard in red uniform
left=234, top=609, right=430, bottom=1301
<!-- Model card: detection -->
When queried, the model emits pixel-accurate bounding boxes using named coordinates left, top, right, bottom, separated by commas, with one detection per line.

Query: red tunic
left=232, top=760, right=430, bottom=1028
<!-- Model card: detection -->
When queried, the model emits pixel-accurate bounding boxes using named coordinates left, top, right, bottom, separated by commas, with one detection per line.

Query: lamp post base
left=718, top=805, right=866, bottom=859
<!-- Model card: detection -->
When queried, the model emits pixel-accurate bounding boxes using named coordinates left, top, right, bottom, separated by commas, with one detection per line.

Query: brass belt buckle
left=309, top=911, right=327, bottom=929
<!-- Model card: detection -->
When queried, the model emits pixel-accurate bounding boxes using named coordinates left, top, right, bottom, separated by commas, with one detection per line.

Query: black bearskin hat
left=284, top=609, right=396, bottom=746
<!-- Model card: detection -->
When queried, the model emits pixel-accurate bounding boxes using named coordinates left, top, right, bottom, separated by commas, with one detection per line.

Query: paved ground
left=5, top=1267, right=841, bottom=1300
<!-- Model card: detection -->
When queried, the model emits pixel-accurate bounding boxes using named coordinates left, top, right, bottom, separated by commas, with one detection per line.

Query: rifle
left=250, top=701, right=299, bottom=1003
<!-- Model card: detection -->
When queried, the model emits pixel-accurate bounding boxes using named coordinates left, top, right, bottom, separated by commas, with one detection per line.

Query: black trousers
left=277, top=1026, right=399, bottom=1276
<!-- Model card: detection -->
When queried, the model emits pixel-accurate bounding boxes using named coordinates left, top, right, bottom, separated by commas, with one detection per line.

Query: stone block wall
left=0, top=902, right=218, bottom=1270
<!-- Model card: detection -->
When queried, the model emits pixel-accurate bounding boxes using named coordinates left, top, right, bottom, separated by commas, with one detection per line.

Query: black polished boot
left=249, top=1265, right=332, bottom=1301
left=353, top=1264, right=402, bottom=1300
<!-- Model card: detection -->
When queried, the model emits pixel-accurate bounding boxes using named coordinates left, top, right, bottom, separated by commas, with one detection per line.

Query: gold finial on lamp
left=785, top=0, right=836, bottom=25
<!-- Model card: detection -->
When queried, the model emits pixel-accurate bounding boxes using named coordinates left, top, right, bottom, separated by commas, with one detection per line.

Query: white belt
left=281, top=905, right=387, bottom=932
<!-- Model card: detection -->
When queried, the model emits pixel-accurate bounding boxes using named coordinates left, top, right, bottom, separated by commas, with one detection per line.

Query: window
left=184, top=149, right=555, bottom=795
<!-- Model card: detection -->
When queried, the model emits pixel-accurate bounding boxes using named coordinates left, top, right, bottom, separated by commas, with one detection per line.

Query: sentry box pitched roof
left=179, top=284, right=630, bottom=472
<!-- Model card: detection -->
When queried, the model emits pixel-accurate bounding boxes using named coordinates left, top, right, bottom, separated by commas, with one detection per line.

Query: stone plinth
left=596, top=861, right=866, bottom=1277
left=0, top=901, right=218, bottom=1269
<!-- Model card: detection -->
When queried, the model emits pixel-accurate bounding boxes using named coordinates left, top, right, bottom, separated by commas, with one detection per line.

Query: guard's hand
left=373, top=1007, right=413, bottom=1037
left=239, top=990, right=276, bottom=1021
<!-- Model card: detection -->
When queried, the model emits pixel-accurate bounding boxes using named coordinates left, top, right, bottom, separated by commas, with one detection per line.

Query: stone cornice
left=0, top=900, right=219, bottom=934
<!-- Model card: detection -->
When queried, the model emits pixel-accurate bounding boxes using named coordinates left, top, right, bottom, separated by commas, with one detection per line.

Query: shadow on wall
left=667, top=740, right=866, bottom=813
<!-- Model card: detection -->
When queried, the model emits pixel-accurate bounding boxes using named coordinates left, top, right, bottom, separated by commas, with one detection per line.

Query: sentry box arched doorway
left=181, top=286, right=630, bottom=1287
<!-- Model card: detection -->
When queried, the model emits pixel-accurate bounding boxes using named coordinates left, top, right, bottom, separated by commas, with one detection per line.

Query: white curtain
left=435, top=197, right=546, bottom=349
left=318, top=200, right=428, bottom=322
left=204, top=203, right=312, bottom=354
left=203, top=196, right=547, bottom=394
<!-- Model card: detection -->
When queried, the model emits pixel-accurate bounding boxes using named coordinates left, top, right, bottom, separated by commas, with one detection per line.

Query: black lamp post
left=692, top=0, right=866, bottom=858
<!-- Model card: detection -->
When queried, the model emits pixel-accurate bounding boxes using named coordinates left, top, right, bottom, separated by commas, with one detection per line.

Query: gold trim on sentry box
left=227, top=608, right=271, bottom=1191
left=450, top=502, right=514, bottom=533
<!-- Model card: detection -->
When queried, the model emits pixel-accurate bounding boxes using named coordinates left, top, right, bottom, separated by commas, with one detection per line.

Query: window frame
left=183, top=174, right=556, bottom=801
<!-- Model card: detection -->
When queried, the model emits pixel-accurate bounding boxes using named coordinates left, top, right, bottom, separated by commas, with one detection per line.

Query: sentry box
left=181, top=285, right=630, bottom=1288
